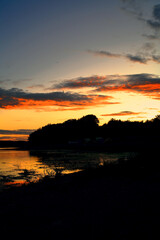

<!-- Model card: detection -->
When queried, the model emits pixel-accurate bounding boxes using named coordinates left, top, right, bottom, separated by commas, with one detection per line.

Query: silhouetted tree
left=28, top=114, right=99, bottom=147
left=28, top=114, right=160, bottom=149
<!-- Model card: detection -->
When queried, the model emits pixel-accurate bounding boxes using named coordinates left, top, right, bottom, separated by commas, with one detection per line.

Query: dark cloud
left=127, top=42, right=160, bottom=63
left=120, top=1, right=160, bottom=39
left=142, top=33, right=160, bottom=40
left=147, top=19, right=160, bottom=30
left=51, top=73, right=160, bottom=100
left=88, top=49, right=160, bottom=64
left=0, top=87, right=89, bottom=104
left=125, top=54, right=149, bottom=64
left=0, top=78, right=32, bottom=88
left=97, top=73, right=160, bottom=99
left=101, top=111, right=144, bottom=117
left=121, top=0, right=160, bottom=26
left=144, top=4, right=160, bottom=39
left=0, top=135, right=28, bottom=141
left=87, top=50, right=121, bottom=58
left=0, top=87, right=88, bottom=109
left=0, top=87, right=115, bottom=110
left=153, top=4, right=160, bottom=21
left=152, top=55, right=160, bottom=63
left=143, top=4, right=160, bottom=36
left=0, top=129, right=34, bottom=135
left=51, top=76, right=119, bottom=90
left=120, top=0, right=144, bottom=20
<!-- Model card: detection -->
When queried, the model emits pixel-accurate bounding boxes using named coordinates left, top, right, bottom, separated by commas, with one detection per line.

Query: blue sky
left=1, top=0, right=159, bottom=83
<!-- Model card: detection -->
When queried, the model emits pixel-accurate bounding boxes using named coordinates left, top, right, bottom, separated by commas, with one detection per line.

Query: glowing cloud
left=51, top=73, right=160, bottom=100
left=0, top=88, right=117, bottom=111
left=101, top=111, right=145, bottom=117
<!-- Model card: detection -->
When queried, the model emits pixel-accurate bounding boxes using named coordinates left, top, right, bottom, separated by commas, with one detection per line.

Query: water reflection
left=0, top=148, right=129, bottom=188
left=30, top=149, right=125, bottom=168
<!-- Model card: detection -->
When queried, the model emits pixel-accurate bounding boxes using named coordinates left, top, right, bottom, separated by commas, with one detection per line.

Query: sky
left=0, top=0, right=160, bottom=140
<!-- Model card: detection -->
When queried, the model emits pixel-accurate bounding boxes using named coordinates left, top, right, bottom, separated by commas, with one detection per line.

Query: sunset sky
left=0, top=0, right=160, bottom=140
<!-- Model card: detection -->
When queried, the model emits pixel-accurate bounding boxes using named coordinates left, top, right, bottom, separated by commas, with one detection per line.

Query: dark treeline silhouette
left=29, top=115, right=99, bottom=147
left=28, top=114, right=160, bottom=150
left=1, top=115, right=160, bottom=239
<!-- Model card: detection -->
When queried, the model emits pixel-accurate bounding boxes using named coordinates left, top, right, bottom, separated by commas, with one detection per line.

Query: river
left=0, top=148, right=131, bottom=188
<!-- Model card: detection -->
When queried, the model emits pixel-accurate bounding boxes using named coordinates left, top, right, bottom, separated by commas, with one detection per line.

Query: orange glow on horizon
left=0, top=134, right=28, bottom=141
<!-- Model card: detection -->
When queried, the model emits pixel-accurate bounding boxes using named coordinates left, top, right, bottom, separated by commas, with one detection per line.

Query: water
left=0, top=148, right=130, bottom=188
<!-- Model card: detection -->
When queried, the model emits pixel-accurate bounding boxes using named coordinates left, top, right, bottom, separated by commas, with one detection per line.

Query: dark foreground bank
left=0, top=151, right=160, bottom=239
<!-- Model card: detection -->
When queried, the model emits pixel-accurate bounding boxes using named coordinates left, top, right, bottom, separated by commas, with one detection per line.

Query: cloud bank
left=52, top=73, right=160, bottom=99
left=96, top=74, right=160, bottom=99
left=88, top=47, right=160, bottom=64
left=0, top=129, right=34, bottom=135
left=101, top=111, right=144, bottom=117
left=0, top=88, right=116, bottom=110
left=0, top=129, right=35, bottom=141
left=1, top=73, right=160, bottom=112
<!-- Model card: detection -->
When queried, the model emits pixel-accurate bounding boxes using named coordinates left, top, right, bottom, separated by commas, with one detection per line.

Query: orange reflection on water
left=0, top=149, right=53, bottom=185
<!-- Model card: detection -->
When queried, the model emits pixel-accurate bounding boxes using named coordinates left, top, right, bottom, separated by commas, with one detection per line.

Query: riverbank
left=0, top=153, right=160, bottom=239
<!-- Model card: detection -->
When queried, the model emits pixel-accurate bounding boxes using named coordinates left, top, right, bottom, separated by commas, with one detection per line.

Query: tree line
left=28, top=114, right=160, bottom=149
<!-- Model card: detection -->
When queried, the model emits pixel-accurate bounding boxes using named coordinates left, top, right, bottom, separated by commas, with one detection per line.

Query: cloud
left=0, top=87, right=116, bottom=110
left=0, top=88, right=89, bottom=104
left=147, top=4, right=160, bottom=30
left=101, top=111, right=145, bottom=117
left=0, top=135, right=28, bottom=141
left=0, top=78, right=32, bottom=89
left=120, top=0, right=145, bottom=21
left=143, top=4, right=160, bottom=39
left=0, top=129, right=34, bottom=141
left=88, top=47, right=160, bottom=64
left=51, top=73, right=160, bottom=100
left=142, top=34, right=160, bottom=40
left=51, top=75, right=119, bottom=90
left=120, top=1, right=160, bottom=39
left=51, top=75, right=122, bottom=90
left=87, top=50, right=121, bottom=58
left=27, top=84, right=45, bottom=90
left=121, top=0, right=160, bottom=27
left=153, top=4, right=160, bottom=21
left=125, top=54, right=149, bottom=64
left=0, top=129, right=34, bottom=135
left=152, top=55, right=160, bottom=63
left=97, top=73, right=160, bottom=99
left=147, top=19, right=160, bottom=30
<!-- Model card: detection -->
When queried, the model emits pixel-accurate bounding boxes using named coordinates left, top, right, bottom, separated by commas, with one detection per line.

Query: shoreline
left=0, top=155, right=160, bottom=238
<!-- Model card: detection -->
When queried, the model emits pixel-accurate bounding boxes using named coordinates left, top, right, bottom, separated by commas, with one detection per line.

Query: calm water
left=0, top=148, right=131, bottom=188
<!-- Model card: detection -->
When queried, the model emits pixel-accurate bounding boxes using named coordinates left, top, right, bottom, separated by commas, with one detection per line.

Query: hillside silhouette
left=29, top=114, right=160, bottom=150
